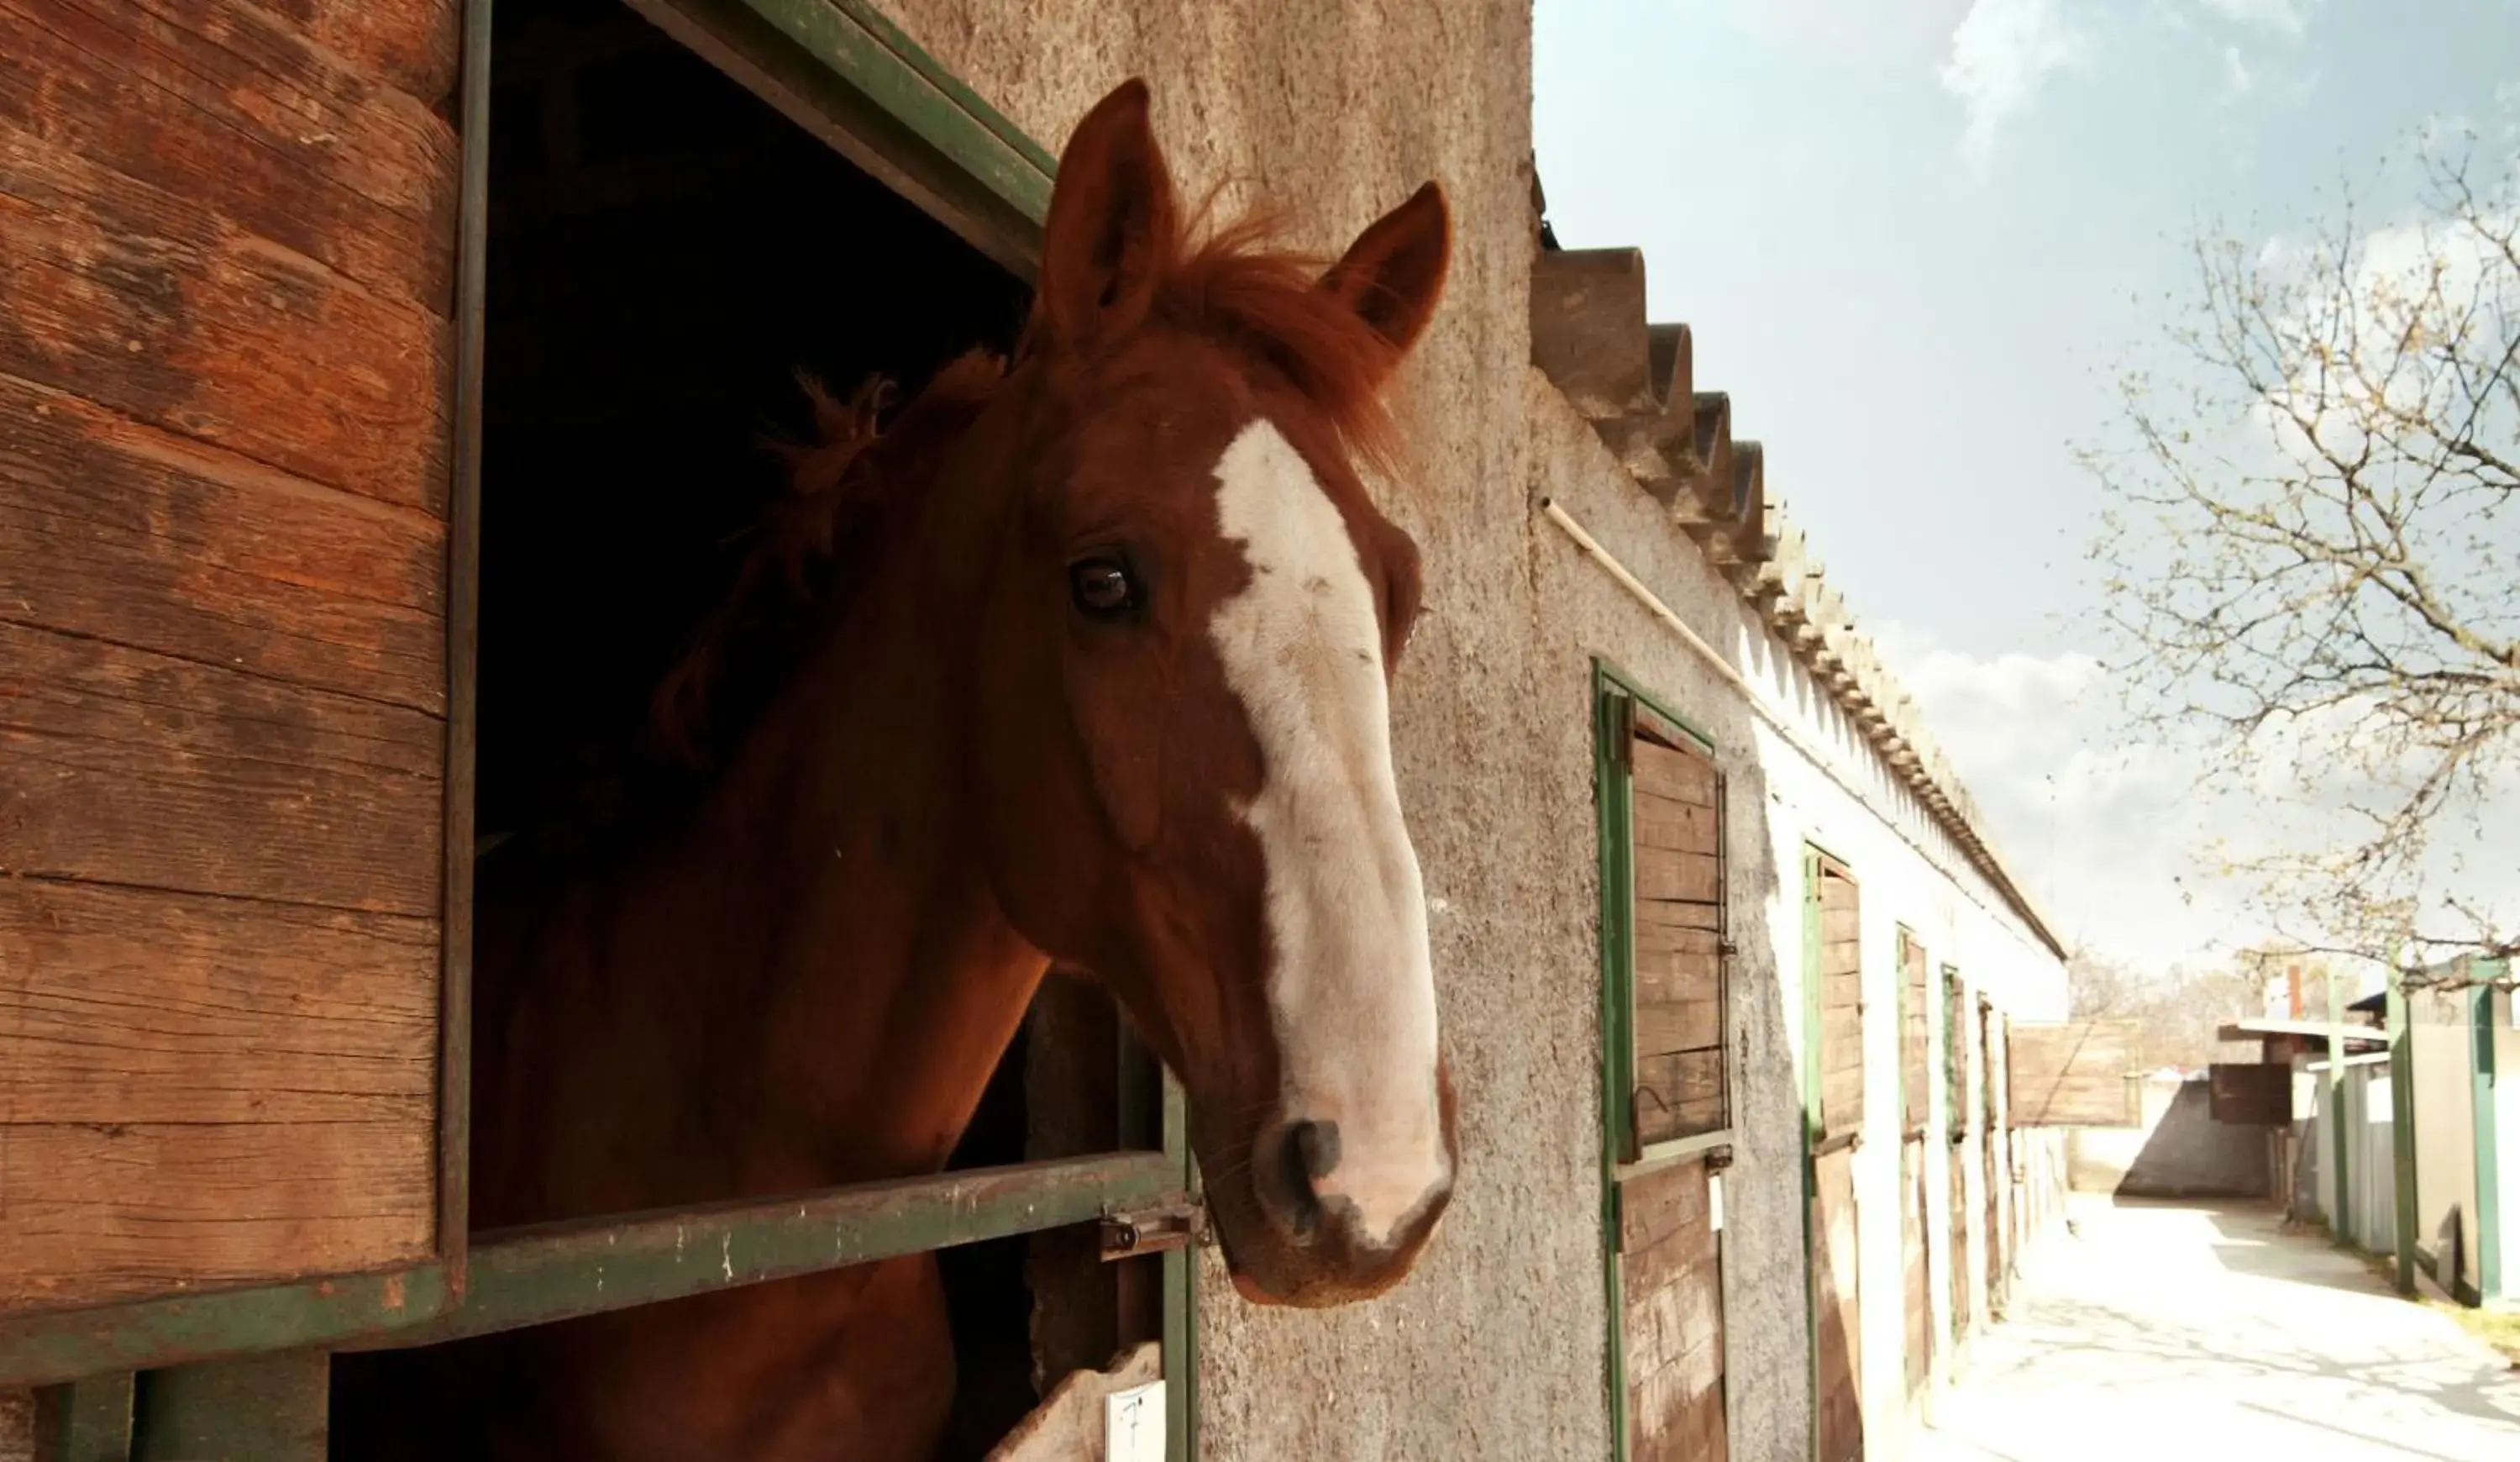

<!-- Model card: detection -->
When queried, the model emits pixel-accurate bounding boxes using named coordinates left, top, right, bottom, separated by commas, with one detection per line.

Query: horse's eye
left=1068, top=557, right=1140, bottom=618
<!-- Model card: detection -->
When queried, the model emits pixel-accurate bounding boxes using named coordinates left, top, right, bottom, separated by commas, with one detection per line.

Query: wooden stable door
left=1980, top=1000, right=2007, bottom=1315
left=1601, top=681, right=1730, bottom=1462
left=1621, top=1159, right=1728, bottom=1462
left=1945, top=976, right=1971, bottom=1345
left=1897, top=934, right=1930, bottom=1399
left=0, top=0, right=461, bottom=1314
left=1803, top=852, right=1861, bottom=1462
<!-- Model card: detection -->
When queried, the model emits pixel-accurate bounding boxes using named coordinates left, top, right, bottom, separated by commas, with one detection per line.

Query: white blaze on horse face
left=1206, top=418, right=1446, bottom=1249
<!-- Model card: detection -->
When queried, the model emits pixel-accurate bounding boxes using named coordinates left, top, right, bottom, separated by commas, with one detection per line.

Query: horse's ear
left=1036, top=78, right=1177, bottom=349
left=1319, top=181, right=1452, bottom=360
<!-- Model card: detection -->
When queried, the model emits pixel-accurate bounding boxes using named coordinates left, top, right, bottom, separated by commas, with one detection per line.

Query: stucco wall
left=1528, top=380, right=2071, bottom=1451
left=878, top=6, right=2068, bottom=1456
left=874, top=6, right=1595, bottom=1458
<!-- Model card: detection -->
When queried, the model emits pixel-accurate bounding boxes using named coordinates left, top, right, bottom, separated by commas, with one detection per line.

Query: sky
left=1534, top=0, right=2520, bottom=973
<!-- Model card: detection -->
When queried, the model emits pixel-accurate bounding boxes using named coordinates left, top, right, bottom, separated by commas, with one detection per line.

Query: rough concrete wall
left=2410, top=1016, right=2476, bottom=1285
left=873, top=6, right=1579, bottom=1459
left=876, top=7, right=2071, bottom=1454
left=2070, top=1078, right=2270, bottom=1198
left=1529, top=379, right=1809, bottom=1462
left=1527, top=378, right=2072, bottom=1452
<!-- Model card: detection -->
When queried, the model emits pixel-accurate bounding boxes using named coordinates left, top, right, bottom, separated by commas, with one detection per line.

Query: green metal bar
left=2473, top=960, right=2505, bottom=1303
left=2329, top=968, right=2350, bottom=1243
left=737, top=0, right=1052, bottom=222
left=132, top=1350, right=327, bottom=1462
left=2389, top=965, right=2419, bottom=1296
left=0, top=1266, right=449, bottom=1391
left=1800, top=844, right=1824, bottom=1462
left=818, top=0, right=1058, bottom=174
left=1592, top=664, right=1635, bottom=1462
left=347, top=1153, right=1178, bottom=1349
left=33, top=1371, right=134, bottom=1462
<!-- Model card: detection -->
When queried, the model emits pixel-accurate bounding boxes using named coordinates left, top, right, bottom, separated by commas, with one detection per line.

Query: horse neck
left=589, top=541, right=1048, bottom=1202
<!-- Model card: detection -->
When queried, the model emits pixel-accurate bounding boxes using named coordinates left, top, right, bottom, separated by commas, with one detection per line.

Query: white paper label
left=1105, top=1380, right=1166, bottom=1462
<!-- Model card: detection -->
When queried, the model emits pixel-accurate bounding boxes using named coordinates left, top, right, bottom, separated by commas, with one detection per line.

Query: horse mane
left=646, top=200, right=1408, bottom=772
left=647, top=349, right=1006, bottom=769
left=1022, top=196, right=1412, bottom=475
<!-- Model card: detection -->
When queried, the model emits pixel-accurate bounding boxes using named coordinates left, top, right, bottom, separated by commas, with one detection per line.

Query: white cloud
left=1874, top=621, right=2520, bottom=973
left=2221, top=45, right=2253, bottom=97
left=1872, top=623, right=2254, bottom=971
left=1939, top=0, right=2089, bottom=170
left=2195, top=0, right=2307, bottom=38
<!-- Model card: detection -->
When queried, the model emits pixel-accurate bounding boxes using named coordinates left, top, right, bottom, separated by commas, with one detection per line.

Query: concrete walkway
left=1914, top=1195, right=2520, bottom=1462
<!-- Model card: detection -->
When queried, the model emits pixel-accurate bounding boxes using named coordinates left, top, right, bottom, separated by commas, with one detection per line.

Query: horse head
left=963, top=79, right=1457, bottom=1306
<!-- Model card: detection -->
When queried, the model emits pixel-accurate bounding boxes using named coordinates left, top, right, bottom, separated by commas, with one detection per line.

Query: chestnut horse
left=344, top=80, right=1458, bottom=1460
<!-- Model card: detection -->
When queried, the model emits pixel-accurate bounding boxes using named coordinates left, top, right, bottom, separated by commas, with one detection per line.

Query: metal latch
left=1100, top=1201, right=1205, bottom=1260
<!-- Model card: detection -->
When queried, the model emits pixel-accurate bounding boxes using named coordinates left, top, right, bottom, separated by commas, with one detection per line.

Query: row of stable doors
left=1600, top=678, right=2029, bottom=1462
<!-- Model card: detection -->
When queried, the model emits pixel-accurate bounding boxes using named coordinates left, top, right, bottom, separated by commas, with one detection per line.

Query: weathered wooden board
left=1635, top=848, right=1719, bottom=905
left=1635, top=1049, right=1725, bottom=1145
left=2208, top=1062, right=2292, bottom=1125
left=0, top=878, right=436, bottom=1125
left=1635, top=902, right=1720, bottom=944
left=0, top=1119, right=433, bottom=1312
left=1812, top=1146, right=1861, bottom=1462
left=1621, top=1157, right=1724, bottom=1462
left=0, top=373, right=447, bottom=713
left=1812, top=860, right=1864, bottom=1139
left=1632, top=790, right=1716, bottom=855
left=0, top=0, right=460, bottom=303
left=0, top=621, right=444, bottom=912
left=1635, top=997, right=1719, bottom=1060
left=1900, top=934, right=1929, bottom=1134
left=1631, top=738, right=1714, bottom=807
left=0, top=121, right=454, bottom=513
left=1635, top=944, right=1719, bottom=1005
left=2008, top=1022, right=2139, bottom=1127
left=1902, top=1139, right=1930, bottom=1396
left=1628, top=727, right=1726, bottom=1149
left=0, top=0, right=458, bottom=1313
left=1949, top=1128, right=1971, bottom=1341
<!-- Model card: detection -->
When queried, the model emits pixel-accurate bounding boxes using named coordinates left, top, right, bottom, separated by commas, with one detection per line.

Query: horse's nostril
left=1288, top=1118, right=1340, bottom=1184
left=1273, top=1125, right=1323, bottom=1238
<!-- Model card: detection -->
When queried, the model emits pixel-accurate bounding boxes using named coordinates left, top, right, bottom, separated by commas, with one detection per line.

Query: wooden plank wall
left=1811, top=1148, right=1861, bottom=1462
left=1621, top=1157, right=1725, bottom=1462
left=1902, top=1144, right=1930, bottom=1397
left=1898, top=934, right=1930, bottom=1395
left=0, top=0, right=460, bottom=1310
left=1815, top=862, right=1861, bottom=1139
left=1982, top=1004, right=2008, bottom=1314
left=1630, top=734, right=1724, bottom=1145
left=2008, top=1022, right=2138, bottom=1128
left=1899, top=934, right=1929, bottom=1135
left=1945, top=976, right=1971, bottom=1344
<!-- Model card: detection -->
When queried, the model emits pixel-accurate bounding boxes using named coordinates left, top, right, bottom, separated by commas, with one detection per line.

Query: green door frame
left=2471, top=963, right=2507, bottom=1305
left=11, top=5, right=1200, bottom=1458
left=1592, top=660, right=1730, bottom=1461
left=2388, top=965, right=2420, bottom=1296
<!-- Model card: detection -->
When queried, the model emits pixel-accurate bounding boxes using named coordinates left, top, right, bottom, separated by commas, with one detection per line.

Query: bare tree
left=2084, top=138, right=2519, bottom=989
left=2068, top=948, right=2265, bottom=1070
